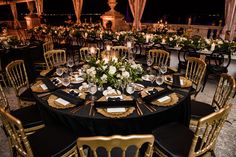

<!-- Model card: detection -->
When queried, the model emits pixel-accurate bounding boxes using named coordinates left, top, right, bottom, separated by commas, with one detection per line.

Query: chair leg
left=201, top=73, right=208, bottom=92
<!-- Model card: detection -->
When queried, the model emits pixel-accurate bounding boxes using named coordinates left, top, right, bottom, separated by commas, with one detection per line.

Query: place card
left=157, top=96, right=171, bottom=103
left=40, top=84, right=48, bottom=90
left=55, top=98, right=70, bottom=106
left=107, top=108, right=126, bottom=113
left=180, top=79, right=184, bottom=86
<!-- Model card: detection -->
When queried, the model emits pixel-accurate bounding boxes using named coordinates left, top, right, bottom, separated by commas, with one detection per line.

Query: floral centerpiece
left=81, top=57, right=144, bottom=89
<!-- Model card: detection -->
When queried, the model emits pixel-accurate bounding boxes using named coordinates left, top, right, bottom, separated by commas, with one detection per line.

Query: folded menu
left=107, top=108, right=126, bottom=113
left=42, top=78, right=57, bottom=91
left=95, top=100, right=136, bottom=108
left=53, top=90, right=84, bottom=106
left=143, top=88, right=170, bottom=102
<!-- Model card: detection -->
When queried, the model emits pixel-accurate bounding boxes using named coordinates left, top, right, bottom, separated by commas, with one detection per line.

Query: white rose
left=122, top=71, right=130, bottom=78
left=131, top=64, right=138, bottom=69
left=108, top=66, right=116, bottom=75
left=101, top=74, right=107, bottom=82
left=169, top=37, right=173, bottom=41
left=119, top=66, right=126, bottom=72
left=102, top=65, right=107, bottom=70
left=205, top=38, right=211, bottom=45
left=96, top=60, right=100, bottom=64
left=218, top=40, right=223, bottom=45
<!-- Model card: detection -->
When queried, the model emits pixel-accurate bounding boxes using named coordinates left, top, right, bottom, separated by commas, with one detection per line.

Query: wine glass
left=89, top=83, right=97, bottom=106
left=126, top=83, right=134, bottom=95
left=146, top=56, right=153, bottom=67
left=61, top=77, right=70, bottom=87
left=56, top=67, right=63, bottom=76
left=120, top=80, right=127, bottom=95
left=156, top=74, right=164, bottom=86
left=160, top=64, right=167, bottom=75
left=67, top=58, right=74, bottom=75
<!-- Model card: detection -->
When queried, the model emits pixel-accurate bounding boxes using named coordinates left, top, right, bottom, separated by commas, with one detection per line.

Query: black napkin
left=42, top=78, right=57, bottom=91
left=45, top=68, right=56, bottom=77
left=108, top=97, right=121, bottom=101
left=172, top=74, right=181, bottom=87
left=53, top=90, right=84, bottom=106
left=94, top=100, right=136, bottom=108
left=143, top=88, right=170, bottom=102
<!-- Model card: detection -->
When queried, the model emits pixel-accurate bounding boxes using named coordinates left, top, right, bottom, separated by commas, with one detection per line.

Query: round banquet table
left=33, top=75, right=191, bottom=137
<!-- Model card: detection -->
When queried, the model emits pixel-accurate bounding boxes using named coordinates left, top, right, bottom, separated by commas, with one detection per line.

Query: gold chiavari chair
left=148, top=49, right=170, bottom=66
left=153, top=104, right=231, bottom=157
left=111, top=46, right=129, bottom=59
left=5, top=60, right=35, bottom=106
left=77, top=134, right=154, bottom=157
left=0, top=83, right=44, bottom=134
left=185, top=57, right=206, bottom=99
left=43, top=41, right=54, bottom=53
left=190, top=73, right=235, bottom=126
left=0, top=72, right=7, bottom=87
left=79, top=47, right=100, bottom=61
left=44, top=49, right=67, bottom=69
left=0, top=107, right=78, bottom=157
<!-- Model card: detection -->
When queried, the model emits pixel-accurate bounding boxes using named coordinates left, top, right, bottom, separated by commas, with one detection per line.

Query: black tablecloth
left=34, top=80, right=191, bottom=136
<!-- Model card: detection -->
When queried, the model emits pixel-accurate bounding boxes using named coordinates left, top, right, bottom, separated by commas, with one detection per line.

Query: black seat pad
left=19, top=88, right=35, bottom=101
left=191, top=100, right=215, bottom=119
left=28, top=125, right=77, bottom=157
left=11, top=105, right=43, bottom=128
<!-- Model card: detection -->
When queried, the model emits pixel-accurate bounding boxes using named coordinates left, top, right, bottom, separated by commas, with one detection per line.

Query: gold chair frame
left=148, top=49, right=170, bottom=66
left=154, top=104, right=232, bottom=157
left=0, top=107, right=77, bottom=157
left=5, top=60, right=29, bottom=102
left=80, top=47, right=100, bottom=61
left=111, top=46, right=129, bottom=59
left=44, top=49, right=67, bottom=69
left=185, top=57, right=206, bottom=98
left=43, top=41, right=54, bottom=53
left=77, top=134, right=154, bottom=157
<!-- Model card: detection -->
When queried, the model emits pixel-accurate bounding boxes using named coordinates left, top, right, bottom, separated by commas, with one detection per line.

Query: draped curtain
left=224, top=0, right=236, bottom=40
left=72, top=0, right=83, bottom=24
left=35, top=0, right=44, bottom=16
left=128, top=0, right=146, bottom=30
left=10, top=3, right=21, bottom=29
left=26, top=0, right=35, bottom=15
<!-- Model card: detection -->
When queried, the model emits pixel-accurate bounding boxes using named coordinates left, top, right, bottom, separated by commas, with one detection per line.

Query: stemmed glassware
left=56, top=67, right=63, bottom=77
left=126, top=83, right=134, bottom=95
left=61, top=76, right=70, bottom=87
left=89, top=83, right=97, bottom=106
left=67, top=58, right=74, bottom=75
left=156, top=72, right=164, bottom=86
left=146, top=55, right=153, bottom=72
left=160, top=64, right=167, bottom=75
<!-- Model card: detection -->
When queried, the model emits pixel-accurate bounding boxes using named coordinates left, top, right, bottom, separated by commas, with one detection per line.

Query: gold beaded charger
left=96, top=95, right=135, bottom=118
left=31, top=80, right=48, bottom=93
left=164, top=75, right=192, bottom=88
left=150, top=93, right=179, bottom=107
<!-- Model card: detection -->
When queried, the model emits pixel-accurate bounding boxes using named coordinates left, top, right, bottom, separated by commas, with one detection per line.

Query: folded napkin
left=42, top=78, right=57, bottom=91
left=95, top=100, right=136, bottom=109
left=143, top=88, right=170, bottom=102
left=172, top=74, right=181, bottom=87
left=53, top=90, right=84, bottom=106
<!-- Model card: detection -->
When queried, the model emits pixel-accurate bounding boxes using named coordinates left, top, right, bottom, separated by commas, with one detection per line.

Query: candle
left=106, top=45, right=111, bottom=51
left=210, top=43, right=215, bottom=51
left=90, top=47, right=95, bottom=54
left=162, top=39, right=166, bottom=44
left=146, top=34, right=149, bottom=43
left=127, top=41, right=132, bottom=48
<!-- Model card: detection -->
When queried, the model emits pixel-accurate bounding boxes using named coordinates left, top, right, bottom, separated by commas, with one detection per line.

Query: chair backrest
left=6, top=60, right=29, bottom=95
left=43, top=41, right=54, bottom=53
left=0, top=107, right=34, bottom=156
left=186, top=57, right=206, bottom=96
left=178, top=46, right=199, bottom=63
left=80, top=47, right=100, bottom=61
left=212, top=73, right=235, bottom=110
left=0, top=83, right=10, bottom=111
left=189, top=104, right=231, bottom=157
left=207, top=49, right=231, bottom=69
left=44, top=49, right=67, bottom=69
left=77, top=134, right=154, bottom=157
left=148, top=49, right=170, bottom=66
left=111, top=46, right=129, bottom=59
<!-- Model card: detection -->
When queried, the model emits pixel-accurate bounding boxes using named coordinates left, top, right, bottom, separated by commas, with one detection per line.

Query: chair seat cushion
left=152, top=123, right=194, bottom=157
left=28, top=125, right=77, bottom=157
left=19, top=88, right=35, bottom=101
left=11, top=105, right=43, bottom=128
left=207, top=65, right=228, bottom=74
left=191, top=100, right=215, bottom=119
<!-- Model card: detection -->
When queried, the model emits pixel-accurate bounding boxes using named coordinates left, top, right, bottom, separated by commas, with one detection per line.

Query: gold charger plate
left=151, top=93, right=179, bottom=107
left=164, top=75, right=192, bottom=88
left=96, top=95, right=135, bottom=118
left=47, top=89, right=86, bottom=109
left=31, top=80, right=48, bottom=93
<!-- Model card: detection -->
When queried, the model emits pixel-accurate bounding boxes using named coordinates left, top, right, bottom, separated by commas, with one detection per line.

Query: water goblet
left=126, top=83, right=134, bottom=95
left=56, top=67, right=63, bottom=76
left=61, top=77, right=70, bottom=87
left=156, top=74, right=164, bottom=86
left=89, top=83, right=97, bottom=106
left=160, top=64, right=167, bottom=75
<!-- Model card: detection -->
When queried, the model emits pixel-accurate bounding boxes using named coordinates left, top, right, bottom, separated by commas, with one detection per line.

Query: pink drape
left=224, top=0, right=236, bottom=40
left=72, top=0, right=83, bottom=24
left=10, top=3, right=21, bottom=29
left=128, top=0, right=146, bottom=30
left=35, top=0, right=44, bottom=16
